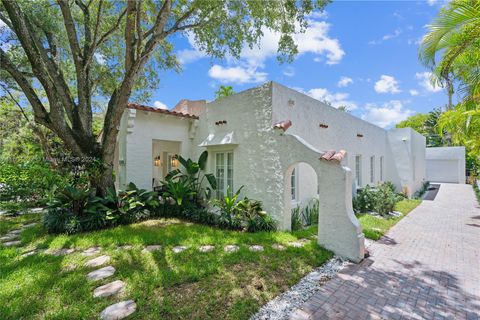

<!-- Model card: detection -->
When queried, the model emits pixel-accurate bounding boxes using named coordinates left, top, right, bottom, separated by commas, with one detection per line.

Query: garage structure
left=426, top=147, right=466, bottom=184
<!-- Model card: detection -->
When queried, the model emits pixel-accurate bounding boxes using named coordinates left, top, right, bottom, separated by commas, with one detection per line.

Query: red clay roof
left=127, top=103, right=199, bottom=119
left=321, top=150, right=346, bottom=162
left=273, top=120, right=292, bottom=131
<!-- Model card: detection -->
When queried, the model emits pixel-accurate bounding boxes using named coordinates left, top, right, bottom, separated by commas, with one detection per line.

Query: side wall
left=426, top=147, right=466, bottom=184
left=270, top=82, right=398, bottom=195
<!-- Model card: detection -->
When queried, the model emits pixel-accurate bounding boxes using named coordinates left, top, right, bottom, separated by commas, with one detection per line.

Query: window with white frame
left=291, top=168, right=297, bottom=201
left=215, top=151, right=233, bottom=199
left=380, top=156, right=384, bottom=181
left=370, top=156, right=375, bottom=184
left=355, top=155, right=362, bottom=187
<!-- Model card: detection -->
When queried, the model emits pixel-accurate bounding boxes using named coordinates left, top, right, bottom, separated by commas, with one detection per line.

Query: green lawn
left=0, top=214, right=331, bottom=320
left=356, top=199, right=422, bottom=240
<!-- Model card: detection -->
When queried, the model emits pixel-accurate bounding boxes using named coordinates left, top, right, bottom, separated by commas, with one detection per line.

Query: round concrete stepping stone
left=272, top=244, right=286, bottom=251
left=48, top=248, right=75, bottom=256
left=82, top=246, right=101, bottom=256
left=1, top=234, right=18, bottom=241
left=30, top=208, right=44, bottom=213
left=142, top=245, right=162, bottom=253
left=21, top=249, right=38, bottom=257
left=85, top=255, right=111, bottom=268
left=287, top=241, right=305, bottom=248
left=224, top=245, right=240, bottom=253
left=3, top=240, right=21, bottom=247
left=100, top=300, right=136, bottom=320
left=22, top=223, right=38, bottom=228
left=87, top=266, right=115, bottom=281
left=249, top=245, right=264, bottom=252
left=8, top=229, right=22, bottom=235
left=172, top=245, right=188, bottom=253
left=117, top=245, right=133, bottom=250
left=199, top=245, right=215, bottom=253
left=93, top=280, right=125, bottom=298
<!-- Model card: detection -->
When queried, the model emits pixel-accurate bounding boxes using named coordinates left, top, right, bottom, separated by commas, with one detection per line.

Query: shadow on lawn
left=300, top=258, right=479, bottom=319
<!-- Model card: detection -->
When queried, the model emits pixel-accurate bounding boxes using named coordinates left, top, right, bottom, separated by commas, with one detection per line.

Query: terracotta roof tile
left=321, top=150, right=346, bottom=162
left=273, top=120, right=292, bottom=131
left=127, top=103, right=199, bottom=119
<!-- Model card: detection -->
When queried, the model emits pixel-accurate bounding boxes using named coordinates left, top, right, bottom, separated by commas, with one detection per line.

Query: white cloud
left=361, top=100, right=414, bottom=128
left=374, top=75, right=401, bottom=94
left=409, top=89, right=419, bottom=96
left=427, top=0, right=438, bottom=6
left=415, top=72, right=443, bottom=93
left=208, top=65, right=267, bottom=84
left=369, top=29, right=402, bottom=45
left=337, top=76, right=353, bottom=88
left=283, top=66, right=295, bottom=77
left=153, top=101, right=168, bottom=109
left=306, top=87, right=357, bottom=111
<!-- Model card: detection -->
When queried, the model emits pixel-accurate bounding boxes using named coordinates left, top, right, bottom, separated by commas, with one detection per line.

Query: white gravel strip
left=250, top=256, right=350, bottom=320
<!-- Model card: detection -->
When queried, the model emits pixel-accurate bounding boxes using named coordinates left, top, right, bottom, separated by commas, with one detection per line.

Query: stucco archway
left=272, top=133, right=365, bottom=262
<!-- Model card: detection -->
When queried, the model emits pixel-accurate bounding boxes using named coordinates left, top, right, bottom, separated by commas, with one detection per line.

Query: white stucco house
left=114, top=81, right=463, bottom=261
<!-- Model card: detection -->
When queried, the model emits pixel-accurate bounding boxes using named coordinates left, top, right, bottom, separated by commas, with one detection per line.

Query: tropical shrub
left=302, top=199, right=319, bottom=226
left=165, top=151, right=217, bottom=203
left=352, top=182, right=402, bottom=216
left=210, top=186, right=276, bottom=232
left=43, top=182, right=159, bottom=234
left=413, top=181, right=430, bottom=199
left=291, top=206, right=303, bottom=231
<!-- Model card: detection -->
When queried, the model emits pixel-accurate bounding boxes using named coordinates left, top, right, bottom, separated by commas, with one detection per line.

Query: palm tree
left=215, top=86, right=235, bottom=99
left=419, top=0, right=480, bottom=110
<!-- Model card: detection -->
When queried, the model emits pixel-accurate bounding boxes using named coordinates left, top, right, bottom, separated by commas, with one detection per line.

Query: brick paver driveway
left=292, top=183, right=480, bottom=320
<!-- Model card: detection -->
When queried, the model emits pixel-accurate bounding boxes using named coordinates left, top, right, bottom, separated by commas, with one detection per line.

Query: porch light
left=154, top=156, right=161, bottom=167
left=170, top=155, right=179, bottom=168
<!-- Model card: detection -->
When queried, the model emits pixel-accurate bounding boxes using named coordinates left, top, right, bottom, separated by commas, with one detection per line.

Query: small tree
left=215, top=85, right=235, bottom=99
left=0, top=0, right=329, bottom=195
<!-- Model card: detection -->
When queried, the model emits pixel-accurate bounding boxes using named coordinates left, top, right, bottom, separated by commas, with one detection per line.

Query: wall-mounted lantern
left=154, top=156, right=161, bottom=167
left=170, top=154, right=179, bottom=168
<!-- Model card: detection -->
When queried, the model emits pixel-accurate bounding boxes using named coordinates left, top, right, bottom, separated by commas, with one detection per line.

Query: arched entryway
left=283, top=162, right=319, bottom=230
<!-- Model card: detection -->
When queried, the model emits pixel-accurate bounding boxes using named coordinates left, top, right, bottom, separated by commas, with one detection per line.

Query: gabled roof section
left=127, top=103, right=199, bottom=119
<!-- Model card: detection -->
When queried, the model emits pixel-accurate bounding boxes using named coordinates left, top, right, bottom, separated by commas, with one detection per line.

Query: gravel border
left=250, top=256, right=350, bottom=320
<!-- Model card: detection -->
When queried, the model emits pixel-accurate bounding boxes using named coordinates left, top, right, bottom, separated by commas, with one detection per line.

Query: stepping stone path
left=172, top=245, right=188, bottom=253
left=3, top=240, right=21, bottom=247
left=272, top=244, right=286, bottom=251
left=288, top=238, right=310, bottom=248
left=82, top=247, right=101, bottom=256
left=142, top=245, right=162, bottom=253
left=85, top=255, right=111, bottom=268
left=93, top=280, right=125, bottom=298
left=100, top=300, right=136, bottom=320
left=249, top=245, right=264, bottom=252
left=87, top=266, right=116, bottom=281
left=22, top=223, right=37, bottom=228
left=117, top=245, right=133, bottom=250
left=8, top=229, right=22, bottom=235
left=224, top=245, right=239, bottom=253
left=0, top=235, right=17, bottom=241
left=22, top=249, right=39, bottom=257
left=199, top=245, right=215, bottom=252
left=48, top=248, right=75, bottom=256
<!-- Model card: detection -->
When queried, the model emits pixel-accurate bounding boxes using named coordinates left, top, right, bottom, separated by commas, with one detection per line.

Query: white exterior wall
left=118, top=109, right=194, bottom=190
left=387, top=128, right=426, bottom=196
left=426, top=147, right=465, bottom=184
left=269, top=82, right=399, bottom=199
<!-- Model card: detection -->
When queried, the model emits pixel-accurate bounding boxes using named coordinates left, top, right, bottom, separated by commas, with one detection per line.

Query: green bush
left=302, top=199, right=319, bottom=226
left=43, top=182, right=159, bottom=234
left=353, top=182, right=402, bottom=216
left=413, top=181, right=430, bottom=199
left=0, top=161, right=67, bottom=204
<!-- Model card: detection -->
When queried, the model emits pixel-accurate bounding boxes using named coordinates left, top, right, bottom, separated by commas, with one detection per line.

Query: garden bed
left=0, top=214, right=331, bottom=319
left=356, top=199, right=421, bottom=240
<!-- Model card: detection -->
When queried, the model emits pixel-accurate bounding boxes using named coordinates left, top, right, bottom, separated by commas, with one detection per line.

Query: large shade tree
left=0, top=0, right=328, bottom=194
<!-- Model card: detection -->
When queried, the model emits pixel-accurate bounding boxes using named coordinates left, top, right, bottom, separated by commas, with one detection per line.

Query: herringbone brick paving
left=291, top=183, right=480, bottom=320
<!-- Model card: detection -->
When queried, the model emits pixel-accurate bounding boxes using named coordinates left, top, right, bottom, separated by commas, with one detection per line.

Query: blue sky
left=149, top=0, right=449, bottom=129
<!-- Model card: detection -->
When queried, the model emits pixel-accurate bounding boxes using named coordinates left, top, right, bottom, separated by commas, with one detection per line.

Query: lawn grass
left=356, top=199, right=422, bottom=240
left=0, top=215, right=331, bottom=320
